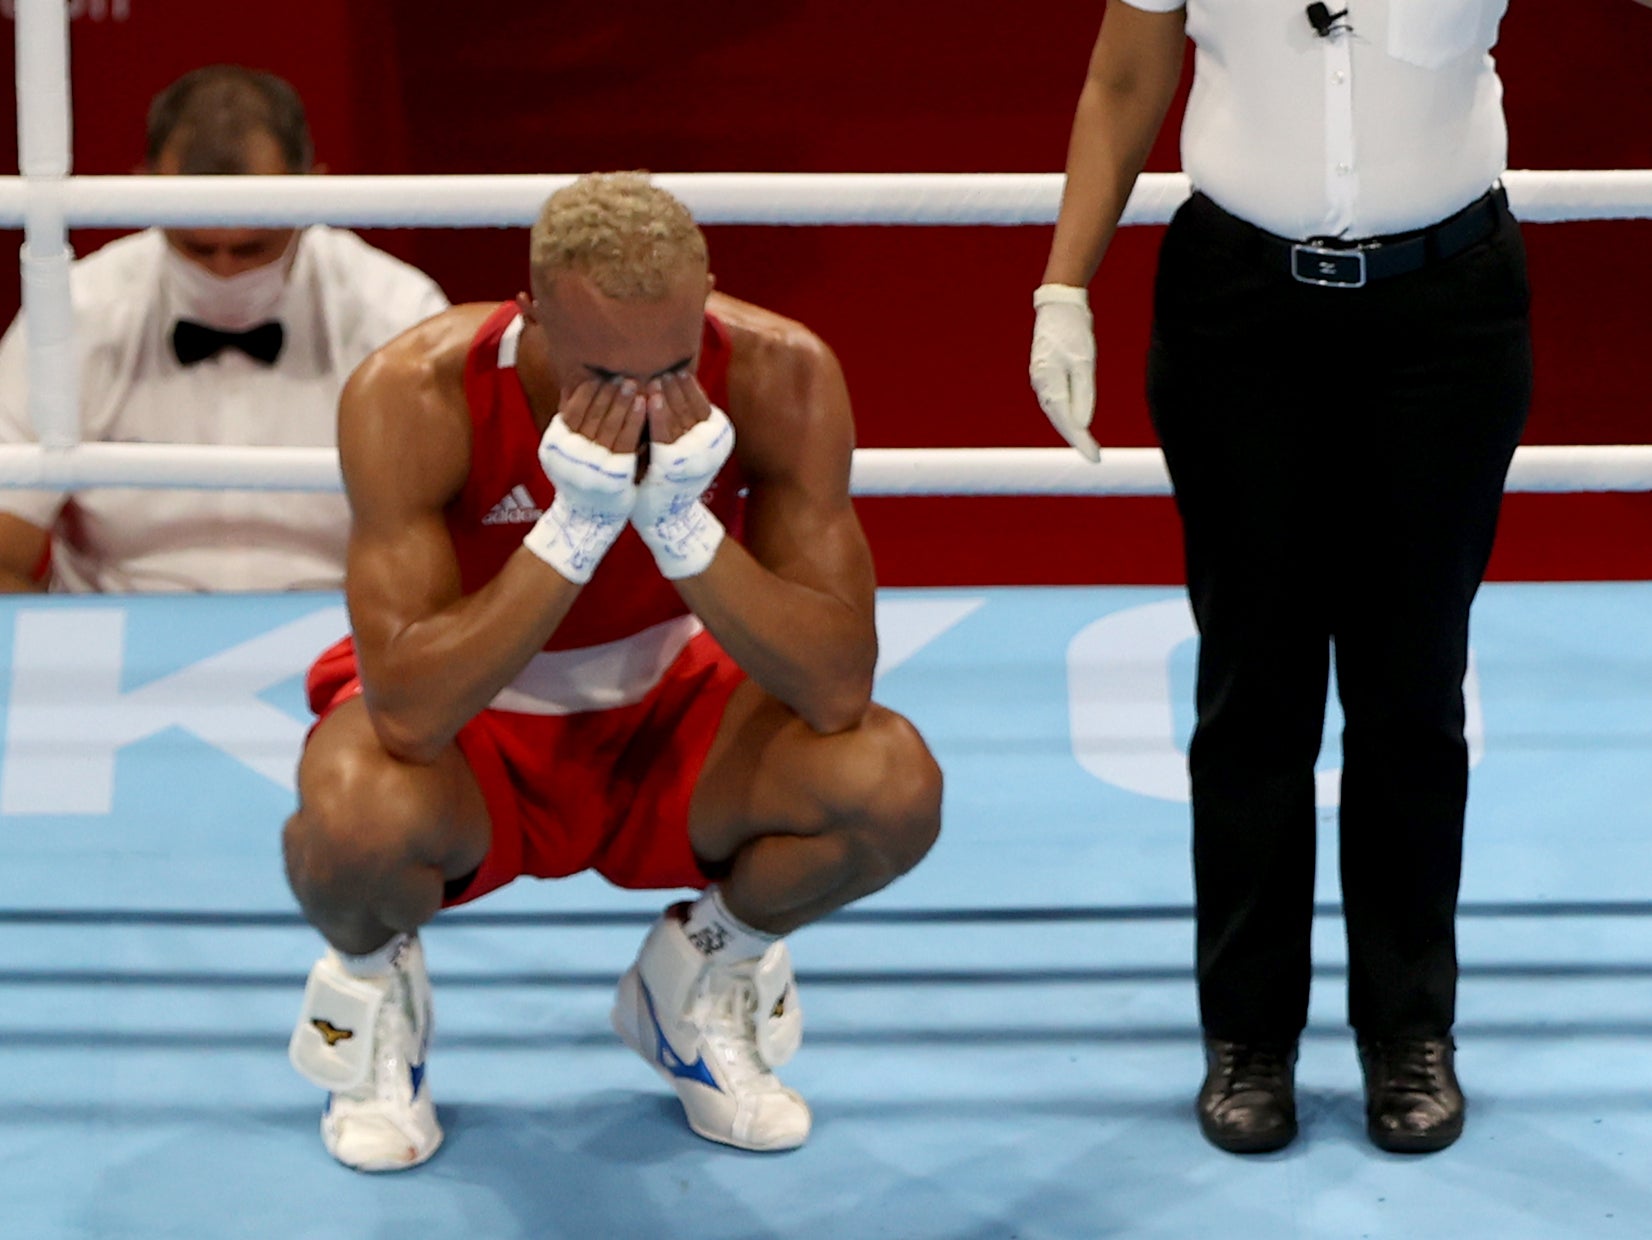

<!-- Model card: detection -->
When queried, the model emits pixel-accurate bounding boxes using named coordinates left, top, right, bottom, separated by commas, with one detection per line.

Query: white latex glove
left=1029, top=283, right=1100, bottom=462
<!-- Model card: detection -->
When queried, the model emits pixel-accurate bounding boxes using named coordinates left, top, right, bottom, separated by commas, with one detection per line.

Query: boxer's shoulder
left=712, top=292, right=844, bottom=425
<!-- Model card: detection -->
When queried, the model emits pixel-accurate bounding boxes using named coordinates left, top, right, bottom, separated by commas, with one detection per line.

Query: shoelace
left=333, top=969, right=420, bottom=1107
left=1217, top=1045, right=1291, bottom=1094
left=698, top=962, right=783, bottom=1090
left=1370, top=1039, right=1446, bottom=1096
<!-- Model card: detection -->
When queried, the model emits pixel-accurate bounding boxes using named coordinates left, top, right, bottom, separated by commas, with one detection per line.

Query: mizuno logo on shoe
left=641, top=982, right=720, bottom=1091
left=481, top=484, right=543, bottom=525
left=311, top=1018, right=354, bottom=1047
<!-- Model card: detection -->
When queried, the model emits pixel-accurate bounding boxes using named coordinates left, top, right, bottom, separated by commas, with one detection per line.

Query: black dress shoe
left=1358, top=1035, right=1465, bottom=1153
left=1197, top=1038, right=1299, bottom=1154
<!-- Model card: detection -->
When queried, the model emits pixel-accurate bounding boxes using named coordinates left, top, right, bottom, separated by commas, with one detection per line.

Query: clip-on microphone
left=1306, top=3, right=1351, bottom=37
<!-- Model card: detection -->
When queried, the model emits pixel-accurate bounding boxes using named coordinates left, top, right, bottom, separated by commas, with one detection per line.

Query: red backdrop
left=2, top=0, right=1649, bottom=584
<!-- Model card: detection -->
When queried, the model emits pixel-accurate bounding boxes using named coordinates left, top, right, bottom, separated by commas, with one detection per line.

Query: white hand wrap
left=523, top=414, right=638, bottom=585
left=632, top=404, right=735, bottom=580
left=1029, top=283, right=1101, bottom=463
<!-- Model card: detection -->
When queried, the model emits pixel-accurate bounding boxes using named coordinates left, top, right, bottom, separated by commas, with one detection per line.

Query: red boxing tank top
left=450, top=303, right=746, bottom=652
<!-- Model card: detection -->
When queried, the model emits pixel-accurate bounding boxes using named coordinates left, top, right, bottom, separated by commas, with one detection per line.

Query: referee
left=1031, top=0, right=1535, bottom=1155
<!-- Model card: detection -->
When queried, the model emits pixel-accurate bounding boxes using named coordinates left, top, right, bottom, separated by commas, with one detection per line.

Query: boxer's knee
left=283, top=739, right=435, bottom=903
left=837, top=705, right=943, bottom=881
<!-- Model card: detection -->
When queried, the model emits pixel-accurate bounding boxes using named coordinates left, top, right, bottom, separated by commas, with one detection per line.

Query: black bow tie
left=171, top=319, right=285, bottom=366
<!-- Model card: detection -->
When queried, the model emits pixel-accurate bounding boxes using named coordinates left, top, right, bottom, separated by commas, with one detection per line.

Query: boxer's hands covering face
left=632, top=370, right=734, bottom=580
left=557, top=376, right=649, bottom=454
left=643, top=369, right=713, bottom=445
left=524, top=378, right=649, bottom=584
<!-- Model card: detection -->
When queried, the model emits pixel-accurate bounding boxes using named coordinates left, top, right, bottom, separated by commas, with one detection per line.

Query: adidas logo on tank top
left=481, top=484, right=543, bottom=525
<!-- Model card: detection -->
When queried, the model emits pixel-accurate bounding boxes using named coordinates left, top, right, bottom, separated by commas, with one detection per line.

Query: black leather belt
left=1195, top=186, right=1507, bottom=288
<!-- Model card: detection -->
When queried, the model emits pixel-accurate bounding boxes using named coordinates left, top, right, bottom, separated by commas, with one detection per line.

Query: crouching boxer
left=281, top=171, right=943, bottom=1171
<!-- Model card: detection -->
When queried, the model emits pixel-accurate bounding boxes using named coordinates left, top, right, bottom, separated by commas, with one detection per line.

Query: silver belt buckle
left=1290, top=242, right=1367, bottom=288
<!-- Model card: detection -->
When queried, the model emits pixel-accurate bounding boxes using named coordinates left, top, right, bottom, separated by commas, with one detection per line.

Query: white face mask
left=161, top=234, right=296, bottom=331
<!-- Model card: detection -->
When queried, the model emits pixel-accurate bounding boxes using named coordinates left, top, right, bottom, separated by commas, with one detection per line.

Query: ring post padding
left=15, top=0, right=78, bottom=452
left=15, top=0, right=71, bottom=179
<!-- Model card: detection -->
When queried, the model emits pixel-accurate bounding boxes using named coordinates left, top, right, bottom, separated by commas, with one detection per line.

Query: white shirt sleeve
left=302, top=227, right=450, bottom=373
left=1118, top=0, right=1187, bottom=11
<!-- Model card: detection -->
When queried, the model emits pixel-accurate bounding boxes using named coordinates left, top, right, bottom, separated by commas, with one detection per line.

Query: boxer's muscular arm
left=341, top=309, right=585, bottom=764
left=671, top=309, right=877, bottom=735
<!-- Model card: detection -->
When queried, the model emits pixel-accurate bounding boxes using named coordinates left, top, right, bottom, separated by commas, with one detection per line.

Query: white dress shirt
left=1124, top=0, right=1510, bottom=239
left=0, top=226, right=448, bottom=592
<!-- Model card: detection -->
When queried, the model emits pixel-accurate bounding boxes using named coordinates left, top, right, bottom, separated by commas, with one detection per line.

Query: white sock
left=680, top=887, right=779, bottom=962
left=334, top=932, right=407, bottom=979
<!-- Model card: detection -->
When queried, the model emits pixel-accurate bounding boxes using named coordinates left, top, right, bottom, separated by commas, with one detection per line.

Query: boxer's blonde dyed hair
left=530, top=171, right=708, bottom=300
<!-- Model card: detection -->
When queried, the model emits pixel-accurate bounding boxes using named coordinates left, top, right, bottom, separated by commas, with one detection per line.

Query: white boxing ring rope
left=7, top=0, right=1652, bottom=497
left=6, top=168, right=1652, bottom=230
left=0, top=442, right=1649, bottom=500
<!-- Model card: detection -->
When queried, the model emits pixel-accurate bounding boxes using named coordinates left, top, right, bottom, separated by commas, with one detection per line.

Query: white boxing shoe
left=612, top=911, right=811, bottom=1152
left=288, top=934, right=443, bottom=1172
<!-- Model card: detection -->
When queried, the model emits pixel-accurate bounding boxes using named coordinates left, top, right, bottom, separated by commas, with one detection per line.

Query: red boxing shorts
left=305, top=627, right=747, bottom=906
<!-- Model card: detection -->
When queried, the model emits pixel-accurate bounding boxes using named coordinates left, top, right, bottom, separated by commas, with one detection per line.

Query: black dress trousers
left=1146, top=190, right=1533, bottom=1044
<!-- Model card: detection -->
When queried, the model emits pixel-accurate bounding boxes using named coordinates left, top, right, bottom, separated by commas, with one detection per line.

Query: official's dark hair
left=145, top=66, right=313, bottom=174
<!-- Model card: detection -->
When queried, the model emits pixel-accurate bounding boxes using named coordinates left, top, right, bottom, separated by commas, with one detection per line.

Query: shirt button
left=1336, top=162, right=1352, bottom=175
left=1332, top=70, right=1346, bottom=84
